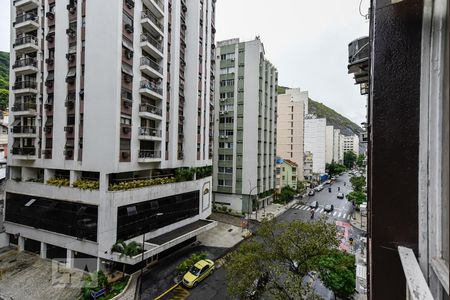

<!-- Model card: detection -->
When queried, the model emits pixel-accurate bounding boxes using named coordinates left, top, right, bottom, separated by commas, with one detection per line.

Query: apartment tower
left=276, top=88, right=308, bottom=180
left=213, top=38, right=277, bottom=213
left=343, top=134, right=360, bottom=154
left=304, top=116, right=326, bottom=174
left=6, top=0, right=216, bottom=271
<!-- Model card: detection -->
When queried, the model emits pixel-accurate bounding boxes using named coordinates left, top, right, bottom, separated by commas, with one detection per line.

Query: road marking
left=343, top=214, right=347, bottom=219
left=306, top=207, right=311, bottom=211
left=347, top=215, right=351, bottom=220
left=333, top=212, right=337, bottom=216
left=318, top=208, right=324, bottom=213
left=338, top=212, right=342, bottom=218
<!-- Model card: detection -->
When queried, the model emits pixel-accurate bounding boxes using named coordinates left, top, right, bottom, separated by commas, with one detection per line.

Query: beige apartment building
left=276, top=88, right=308, bottom=180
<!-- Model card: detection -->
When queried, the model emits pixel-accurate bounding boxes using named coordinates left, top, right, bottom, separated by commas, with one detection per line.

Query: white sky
left=0, top=0, right=369, bottom=124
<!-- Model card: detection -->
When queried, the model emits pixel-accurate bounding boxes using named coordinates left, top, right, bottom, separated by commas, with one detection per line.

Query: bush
left=73, top=179, right=100, bottom=190
left=109, top=177, right=176, bottom=191
left=176, top=252, right=208, bottom=274
left=346, top=191, right=366, bottom=206
left=276, top=186, right=296, bottom=204
left=47, top=177, right=70, bottom=187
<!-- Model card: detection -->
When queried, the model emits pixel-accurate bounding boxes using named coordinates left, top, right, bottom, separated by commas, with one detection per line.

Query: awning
left=11, top=119, right=21, bottom=126
left=122, top=64, right=133, bottom=77
left=67, top=68, right=76, bottom=78
left=122, top=40, right=133, bottom=51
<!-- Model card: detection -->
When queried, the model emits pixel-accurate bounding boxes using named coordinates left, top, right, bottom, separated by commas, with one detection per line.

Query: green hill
left=278, top=85, right=362, bottom=136
left=0, top=52, right=9, bottom=110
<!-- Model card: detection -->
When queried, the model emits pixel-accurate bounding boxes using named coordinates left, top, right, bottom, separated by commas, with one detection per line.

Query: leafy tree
left=343, top=151, right=357, bottom=169
left=349, top=176, right=366, bottom=193
left=225, top=219, right=340, bottom=300
left=297, top=181, right=306, bottom=194
left=176, top=252, right=208, bottom=274
left=356, top=154, right=365, bottom=168
left=318, top=249, right=356, bottom=299
left=326, top=161, right=347, bottom=176
left=80, top=270, right=109, bottom=300
left=346, top=191, right=367, bottom=206
left=276, top=186, right=296, bottom=204
left=112, top=240, right=142, bottom=276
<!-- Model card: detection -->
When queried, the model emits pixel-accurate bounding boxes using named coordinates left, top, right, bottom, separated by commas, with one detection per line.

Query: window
left=220, top=53, right=235, bottom=61
left=220, top=91, right=234, bottom=99
left=219, top=67, right=235, bottom=75
left=220, top=79, right=234, bottom=87
left=219, top=142, right=233, bottom=149
left=218, top=167, right=233, bottom=174
left=218, top=179, right=232, bottom=187
left=219, top=117, right=234, bottom=123
left=218, top=154, right=233, bottom=161
left=220, top=104, right=233, bottom=111
left=120, top=116, right=131, bottom=125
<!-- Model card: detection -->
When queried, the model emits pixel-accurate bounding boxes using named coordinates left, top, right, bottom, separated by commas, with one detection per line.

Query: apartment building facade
left=332, top=128, right=344, bottom=164
left=304, top=116, right=326, bottom=174
left=5, top=0, right=216, bottom=271
left=343, top=134, right=359, bottom=155
left=275, top=158, right=297, bottom=193
left=276, top=88, right=308, bottom=180
left=325, top=125, right=334, bottom=164
left=213, top=38, right=277, bottom=214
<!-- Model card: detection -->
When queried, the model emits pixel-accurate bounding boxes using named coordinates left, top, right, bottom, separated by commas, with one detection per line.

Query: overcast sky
left=0, top=0, right=369, bottom=124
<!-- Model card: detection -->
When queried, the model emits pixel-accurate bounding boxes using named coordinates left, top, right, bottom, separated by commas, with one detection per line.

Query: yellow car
left=182, top=259, right=215, bottom=288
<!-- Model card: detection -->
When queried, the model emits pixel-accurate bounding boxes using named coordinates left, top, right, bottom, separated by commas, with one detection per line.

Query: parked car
left=315, top=185, right=324, bottom=192
left=309, top=201, right=319, bottom=209
left=324, top=204, right=334, bottom=212
left=182, top=259, right=215, bottom=288
left=308, top=190, right=315, bottom=196
left=337, top=192, right=345, bottom=199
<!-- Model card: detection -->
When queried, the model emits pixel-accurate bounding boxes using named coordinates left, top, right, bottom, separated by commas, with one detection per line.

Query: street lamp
left=141, top=212, right=164, bottom=275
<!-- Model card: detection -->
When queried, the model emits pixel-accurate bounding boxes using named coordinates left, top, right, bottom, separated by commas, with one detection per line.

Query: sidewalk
left=248, top=198, right=298, bottom=222
left=350, top=210, right=367, bottom=231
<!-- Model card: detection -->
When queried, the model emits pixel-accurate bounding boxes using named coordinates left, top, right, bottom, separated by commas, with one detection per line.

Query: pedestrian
left=338, top=187, right=341, bottom=191
left=310, top=210, right=315, bottom=219
left=344, top=182, right=346, bottom=186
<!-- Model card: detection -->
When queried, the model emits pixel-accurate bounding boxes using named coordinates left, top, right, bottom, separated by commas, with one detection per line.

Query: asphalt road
left=143, top=172, right=364, bottom=300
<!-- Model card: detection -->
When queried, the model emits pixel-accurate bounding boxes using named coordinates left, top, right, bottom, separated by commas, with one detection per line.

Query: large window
left=5, top=193, right=98, bottom=241
left=117, top=191, right=200, bottom=241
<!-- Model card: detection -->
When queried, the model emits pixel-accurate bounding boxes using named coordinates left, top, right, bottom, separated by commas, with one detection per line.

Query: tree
left=318, top=249, right=356, bottom=299
left=225, top=219, right=340, bottom=300
left=343, top=151, right=357, bottom=169
left=356, top=154, right=365, bottom=168
left=111, top=240, right=142, bottom=276
left=349, top=176, right=366, bottom=193
left=346, top=191, right=367, bottom=206
left=326, top=161, right=347, bottom=176
left=297, top=181, right=306, bottom=194
left=276, top=186, right=296, bottom=204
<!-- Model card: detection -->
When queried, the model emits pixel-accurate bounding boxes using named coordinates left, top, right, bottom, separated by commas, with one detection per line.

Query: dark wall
left=368, top=0, right=423, bottom=299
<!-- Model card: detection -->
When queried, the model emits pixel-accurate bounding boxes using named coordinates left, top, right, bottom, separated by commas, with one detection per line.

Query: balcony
left=12, top=80, right=38, bottom=94
left=143, top=0, right=164, bottom=18
left=140, top=56, right=163, bottom=79
left=139, top=102, right=163, bottom=120
left=141, top=10, right=164, bottom=36
left=14, top=13, right=39, bottom=33
left=138, top=150, right=162, bottom=163
left=13, top=0, right=39, bottom=11
left=11, top=146, right=36, bottom=159
left=12, top=57, right=38, bottom=75
left=11, top=101, right=37, bottom=115
left=13, top=35, right=39, bottom=54
left=11, top=125, right=37, bottom=137
left=139, top=80, right=163, bottom=100
left=138, top=127, right=162, bottom=141
left=140, top=33, right=163, bottom=59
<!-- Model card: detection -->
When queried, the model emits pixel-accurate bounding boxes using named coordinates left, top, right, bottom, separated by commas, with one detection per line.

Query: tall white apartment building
left=276, top=88, right=308, bottom=180
left=213, top=38, right=277, bottom=213
left=325, top=125, right=334, bottom=164
left=304, top=116, right=326, bottom=174
left=5, top=0, right=216, bottom=271
left=343, top=134, right=360, bottom=154
left=332, top=128, right=344, bottom=164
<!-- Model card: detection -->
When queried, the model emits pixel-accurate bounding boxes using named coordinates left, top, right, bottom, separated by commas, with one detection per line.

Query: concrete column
left=44, top=169, right=55, bottom=183
left=40, top=242, right=47, bottom=259
left=70, top=170, right=81, bottom=186
left=99, top=173, right=109, bottom=193
left=18, top=236, right=25, bottom=252
left=66, top=249, right=74, bottom=269
left=96, top=257, right=101, bottom=272
left=22, top=167, right=35, bottom=181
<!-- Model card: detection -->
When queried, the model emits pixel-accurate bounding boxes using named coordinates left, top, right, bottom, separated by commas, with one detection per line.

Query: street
left=141, top=172, right=364, bottom=300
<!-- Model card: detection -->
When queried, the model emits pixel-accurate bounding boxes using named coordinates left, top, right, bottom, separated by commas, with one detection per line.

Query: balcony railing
left=398, top=246, right=434, bottom=300
left=140, top=57, right=163, bottom=74
left=139, top=127, right=162, bottom=137
left=141, top=10, right=163, bottom=31
left=139, top=103, right=162, bottom=116
left=15, top=13, right=37, bottom=25
left=12, top=57, right=37, bottom=69
left=13, top=80, right=37, bottom=90
left=140, top=33, right=163, bottom=52
left=12, top=147, right=36, bottom=156
left=11, top=102, right=36, bottom=111
left=11, top=125, right=37, bottom=134
left=14, top=35, right=38, bottom=47
left=138, top=150, right=161, bottom=159
left=140, top=80, right=163, bottom=95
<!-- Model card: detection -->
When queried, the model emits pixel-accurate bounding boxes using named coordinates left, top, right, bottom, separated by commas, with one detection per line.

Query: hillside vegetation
left=0, top=52, right=9, bottom=110
left=278, top=86, right=362, bottom=136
